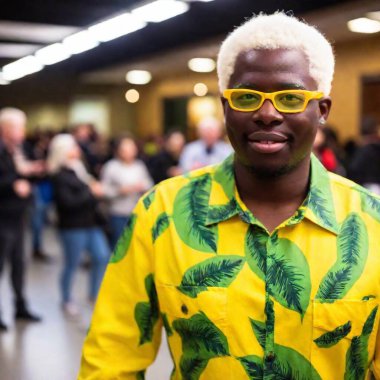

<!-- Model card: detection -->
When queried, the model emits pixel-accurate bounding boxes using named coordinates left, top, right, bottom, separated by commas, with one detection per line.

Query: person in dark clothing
left=148, top=130, right=185, bottom=184
left=48, top=134, right=109, bottom=318
left=348, top=116, right=380, bottom=194
left=0, top=107, right=43, bottom=331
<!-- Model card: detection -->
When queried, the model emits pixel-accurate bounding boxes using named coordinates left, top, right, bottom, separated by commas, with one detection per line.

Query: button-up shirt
left=79, top=154, right=380, bottom=380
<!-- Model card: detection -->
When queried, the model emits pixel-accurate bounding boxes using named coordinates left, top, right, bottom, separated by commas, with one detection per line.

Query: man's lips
left=247, top=131, right=289, bottom=154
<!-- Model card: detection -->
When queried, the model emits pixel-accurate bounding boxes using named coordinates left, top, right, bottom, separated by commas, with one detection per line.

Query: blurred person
left=0, top=107, right=43, bottom=331
left=313, top=125, right=338, bottom=171
left=179, top=116, right=233, bottom=172
left=348, top=116, right=380, bottom=194
left=101, top=135, right=153, bottom=248
left=48, top=134, right=110, bottom=317
left=79, top=13, right=380, bottom=380
left=148, top=129, right=185, bottom=184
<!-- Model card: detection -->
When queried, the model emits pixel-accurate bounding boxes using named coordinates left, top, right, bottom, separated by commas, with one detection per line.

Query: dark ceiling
left=1, top=0, right=356, bottom=84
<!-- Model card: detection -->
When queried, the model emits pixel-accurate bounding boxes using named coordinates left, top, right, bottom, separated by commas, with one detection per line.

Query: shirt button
left=181, top=304, right=188, bottom=314
left=265, top=352, right=276, bottom=362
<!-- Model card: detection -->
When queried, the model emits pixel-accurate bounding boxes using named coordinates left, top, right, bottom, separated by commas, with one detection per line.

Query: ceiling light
left=188, top=58, right=215, bottom=73
left=125, top=89, right=140, bottom=103
left=347, top=17, right=380, bottom=34
left=3, top=56, right=43, bottom=81
left=63, top=31, right=99, bottom=54
left=366, top=11, right=380, bottom=21
left=0, top=72, right=10, bottom=85
left=132, top=0, right=189, bottom=23
left=35, top=43, right=71, bottom=65
left=193, top=82, right=208, bottom=96
left=126, top=70, right=152, bottom=85
left=88, top=13, right=146, bottom=42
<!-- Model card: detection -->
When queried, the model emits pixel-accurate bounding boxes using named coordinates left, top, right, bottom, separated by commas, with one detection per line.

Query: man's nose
left=252, top=99, right=284, bottom=126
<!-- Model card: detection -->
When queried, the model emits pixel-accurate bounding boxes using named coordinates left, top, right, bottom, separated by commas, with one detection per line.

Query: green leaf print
left=344, top=305, right=378, bottom=380
left=134, top=274, right=159, bottom=345
left=207, top=198, right=238, bottom=223
left=161, top=312, right=173, bottom=337
left=237, top=355, right=263, bottom=379
left=267, top=344, right=322, bottom=380
left=178, top=255, right=245, bottom=298
left=172, top=174, right=218, bottom=253
left=308, top=186, right=336, bottom=229
left=142, top=188, right=156, bottom=210
left=316, top=213, right=368, bottom=301
left=110, top=214, right=137, bottom=263
left=152, top=212, right=170, bottom=242
left=172, top=311, right=229, bottom=358
left=245, top=226, right=267, bottom=280
left=249, top=319, right=266, bottom=349
left=314, top=321, right=352, bottom=348
left=266, top=238, right=311, bottom=316
left=213, top=154, right=235, bottom=199
left=360, top=190, right=380, bottom=222
left=136, top=370, right=145, bottom=380
left=362, top=295, right=376, bottom=301
left=179, top=356, right=209, bottom=380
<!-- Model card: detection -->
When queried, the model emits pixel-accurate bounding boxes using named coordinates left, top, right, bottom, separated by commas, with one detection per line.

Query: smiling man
left=79, top=13, right=380, bottom=380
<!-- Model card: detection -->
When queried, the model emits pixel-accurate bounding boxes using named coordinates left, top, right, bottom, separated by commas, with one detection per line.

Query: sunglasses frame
left=223, top=88, right=324, bottom=113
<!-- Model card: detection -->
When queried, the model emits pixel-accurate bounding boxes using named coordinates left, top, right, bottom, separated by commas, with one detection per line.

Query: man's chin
left=244, top=162, right=294, bottom=179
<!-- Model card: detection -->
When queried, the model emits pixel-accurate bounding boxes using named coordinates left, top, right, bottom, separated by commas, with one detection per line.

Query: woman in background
left=47, top=134, right=109, bottom=317
left=101, top=135, right=153, bottom=248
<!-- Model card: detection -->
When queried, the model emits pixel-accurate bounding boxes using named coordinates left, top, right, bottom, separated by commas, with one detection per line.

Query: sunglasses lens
left=274, top=92, right=306, bottom=111
left=230, top=91, right=262, bottom=110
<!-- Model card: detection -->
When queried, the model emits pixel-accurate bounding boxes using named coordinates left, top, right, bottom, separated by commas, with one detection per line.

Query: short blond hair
left=217, top=12, right=335, bottom=95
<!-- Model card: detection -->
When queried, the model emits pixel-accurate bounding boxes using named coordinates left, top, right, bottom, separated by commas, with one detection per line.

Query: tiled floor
left=0, top=227, right=172, bottom=380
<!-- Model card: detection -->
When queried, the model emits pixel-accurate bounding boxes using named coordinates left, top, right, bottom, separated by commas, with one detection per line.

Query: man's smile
left=247, top=131, right=289, bottom=154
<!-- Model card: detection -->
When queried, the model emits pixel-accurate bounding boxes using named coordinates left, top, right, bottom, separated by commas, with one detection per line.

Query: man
left=179, top=116, right=232, bottom=172
left=79, top=13, right=380, bottom=379
left=0, top=108, right=42, bottom=331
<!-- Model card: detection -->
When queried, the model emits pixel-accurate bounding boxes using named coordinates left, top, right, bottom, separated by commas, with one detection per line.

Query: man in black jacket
left=0, top=107, right=42, bottom=331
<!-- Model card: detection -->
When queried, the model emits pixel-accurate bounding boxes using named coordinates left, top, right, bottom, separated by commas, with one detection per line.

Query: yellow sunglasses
left=223, top=88, right=324, bottom=113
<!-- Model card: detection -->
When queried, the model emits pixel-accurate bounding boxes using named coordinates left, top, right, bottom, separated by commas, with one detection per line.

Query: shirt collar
left=205, top=153, right=339, bottom=235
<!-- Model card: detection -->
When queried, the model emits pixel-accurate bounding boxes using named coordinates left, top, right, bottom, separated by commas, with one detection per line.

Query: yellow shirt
left=79, top=154, right=380, bottom=380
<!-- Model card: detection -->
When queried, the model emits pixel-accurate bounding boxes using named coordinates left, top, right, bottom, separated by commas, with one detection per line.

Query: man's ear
left=319, top=96, right=332, bottom=122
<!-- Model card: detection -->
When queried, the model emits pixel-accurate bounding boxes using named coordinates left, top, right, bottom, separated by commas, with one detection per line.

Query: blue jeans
left=110, top=215, right=130, bottom=250
left=59, top=228, right=110, bottom=303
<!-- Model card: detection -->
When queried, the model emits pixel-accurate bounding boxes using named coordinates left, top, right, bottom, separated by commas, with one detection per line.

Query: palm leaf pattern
left=213, top=154, right=235, bottom=199
left=316, top=213, right=368, bottom=301
left=172, top=311, right=229, bottom=358
left=249, top=319, right=266, bottom=349
left=152, top=212, right=170, bottom=242
left=172, top=174, right=218, bottom=253
left=308, top=186, right=336, bottom=229
left=179, top=356, right=208, bottom=380
left=207, top=198, right=238, bottom=223
left=178, top=255, right=245, bottom=298
left=134, top=274, right=159, bottom=345
left=245, top=226, right=267, bottom=280
left=237, top=355, right=263, bottom=379
left=344, top=305, right=378, bottom=380
left=136, top=370, right=145, bottom=380
left=360, top=189, right=380, bottom=222
left=161, top=312, right=173, bottom=337
left=266, top=237, right=311, bottom=316
left=314, top=321, right=352, bottom=348
left=110, top=214, right=137, bottom=263
left=142, top=188, right=156, bottom=210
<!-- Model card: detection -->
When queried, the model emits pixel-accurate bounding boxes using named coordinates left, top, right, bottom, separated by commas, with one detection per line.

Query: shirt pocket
left=311, top=299, right=379, bottom=380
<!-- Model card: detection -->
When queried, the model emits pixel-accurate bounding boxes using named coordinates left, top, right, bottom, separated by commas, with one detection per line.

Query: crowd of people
left=0, top=104, right=380, bottom=329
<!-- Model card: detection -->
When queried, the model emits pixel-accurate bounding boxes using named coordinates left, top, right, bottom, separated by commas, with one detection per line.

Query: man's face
left=1, top=116, right=26, bottom=146
left=222, top=48, right=331, bottom=178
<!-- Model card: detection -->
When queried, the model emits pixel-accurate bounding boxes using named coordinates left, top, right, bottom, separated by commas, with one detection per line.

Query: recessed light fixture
left=188, top=58, right=215, bottom=73
left=132, top=0, right=189, bottom=23
left=126, top=70, right=152, bottom=85
left=88, top=13, right=146, bottom=42
left=3, top=56, right=44, bottom=81
left=366, top=11, right=380, bottom=21
left=193, top=82, right=208, bottom=96
left=63, top=31, right=99, bottom=54
left=347, top=17, right=380, bottom=34
left=0, top=72, right=10, bottom=85
left=35, top=43, right=71, bottom=65
left=125, top=89, right=140, bottom=103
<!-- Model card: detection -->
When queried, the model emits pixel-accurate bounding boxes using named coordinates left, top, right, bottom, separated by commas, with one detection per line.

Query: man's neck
left=234, top=156, right=311, bottom=232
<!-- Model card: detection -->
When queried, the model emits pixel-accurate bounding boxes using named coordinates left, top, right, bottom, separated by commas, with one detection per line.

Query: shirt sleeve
left=372, top=321, right=380, bottom=379
left=78, top=197, right=162, bottom=380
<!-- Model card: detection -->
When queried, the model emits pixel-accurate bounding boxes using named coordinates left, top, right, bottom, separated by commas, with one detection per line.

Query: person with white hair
left=48, top=134, right=110, bottom=317
left=0, top=107, right=43, bottom=331
left=179, top=116, right=232, bottom=172
left=79, top=12, right=380, bottom=380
